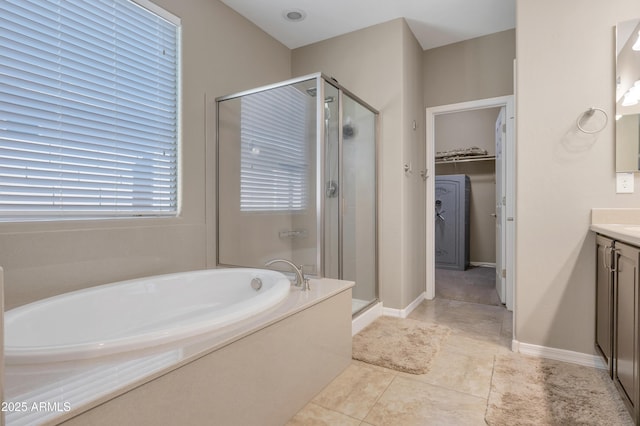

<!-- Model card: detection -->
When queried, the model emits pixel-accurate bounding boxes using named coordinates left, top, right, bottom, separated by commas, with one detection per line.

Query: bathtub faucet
left=265, top=259, right=310, bottom=291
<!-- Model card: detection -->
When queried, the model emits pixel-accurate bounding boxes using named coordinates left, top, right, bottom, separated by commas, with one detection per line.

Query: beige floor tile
left=312, top=361, right=395, bottom=420
left=443, top=328, right=511, bottom=357
left=401, top=348, right=495, bottom=398
left=364, top=376, right=487, bottom=426
left=410, top=298, right=504, bottom=324
left=286, top=402, right=361, bottom=426
left=410, top=299, right=507, bottom=346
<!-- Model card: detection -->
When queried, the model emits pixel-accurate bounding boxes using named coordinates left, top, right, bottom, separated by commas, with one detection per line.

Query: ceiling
left=219, top=0, right=516, bottom=51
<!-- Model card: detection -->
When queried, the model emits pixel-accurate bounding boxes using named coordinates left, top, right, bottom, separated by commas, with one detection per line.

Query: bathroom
left=2, top=0, right=640, bottom=424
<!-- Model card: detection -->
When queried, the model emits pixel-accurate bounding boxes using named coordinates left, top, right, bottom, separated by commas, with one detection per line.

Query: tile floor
left=287, top=297, right=513, bottom=425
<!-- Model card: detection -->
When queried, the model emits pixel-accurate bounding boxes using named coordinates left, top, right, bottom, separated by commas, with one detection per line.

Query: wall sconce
left=621, top=80, right=640, bottom=106
left=622, top=92, right=639, bottom=106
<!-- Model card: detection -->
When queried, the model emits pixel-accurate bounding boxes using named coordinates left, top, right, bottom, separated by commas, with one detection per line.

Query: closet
left=434, top=107, right=501, bottom=269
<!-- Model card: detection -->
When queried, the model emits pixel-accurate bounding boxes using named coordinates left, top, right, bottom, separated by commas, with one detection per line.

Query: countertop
left=590, top=223, right=640, bottom=246
left=591, top=208, right=640, bottom=246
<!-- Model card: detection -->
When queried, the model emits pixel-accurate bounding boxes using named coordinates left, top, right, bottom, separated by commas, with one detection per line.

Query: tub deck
left=5, top=277, right=353, bottom=426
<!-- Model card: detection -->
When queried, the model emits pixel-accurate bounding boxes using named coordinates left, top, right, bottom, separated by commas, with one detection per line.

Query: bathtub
left=5, top=268, right=290, bottom=364
left=3, top=269, right=353, bottom=426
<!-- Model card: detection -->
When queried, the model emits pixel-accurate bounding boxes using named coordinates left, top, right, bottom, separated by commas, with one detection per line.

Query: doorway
left=425, top=96, right=515, bottom=312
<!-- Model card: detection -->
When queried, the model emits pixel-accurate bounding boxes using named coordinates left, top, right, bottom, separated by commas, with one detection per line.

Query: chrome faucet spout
left=265, top=259, right=310, bottom=291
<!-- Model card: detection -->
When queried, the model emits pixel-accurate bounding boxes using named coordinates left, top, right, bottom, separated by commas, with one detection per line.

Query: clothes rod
left=435, top=155, right=496, bottom=165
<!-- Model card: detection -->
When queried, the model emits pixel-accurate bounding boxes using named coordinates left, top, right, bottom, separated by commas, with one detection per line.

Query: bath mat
left=485, top=354, right=633, bottom=426
left=351, top=316, right=450, bottom=374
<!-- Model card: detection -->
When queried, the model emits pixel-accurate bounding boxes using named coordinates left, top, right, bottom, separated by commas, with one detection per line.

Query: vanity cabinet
left=596, top=235, right=640, bottom=423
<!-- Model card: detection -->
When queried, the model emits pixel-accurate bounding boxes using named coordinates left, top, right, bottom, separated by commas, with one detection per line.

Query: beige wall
left=292, top=18, right=426, bottom=309
left=0, top=0, right=291, bottom=309
left=424, top=29, right=515, bottom=108
left=516, top=0, right=640, bottom=353
left=435, top=108, right=501, bottom=264
left=402, top=23, right=428, bottom=308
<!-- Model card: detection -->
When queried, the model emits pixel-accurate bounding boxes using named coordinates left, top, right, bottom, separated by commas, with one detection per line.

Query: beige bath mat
left=352, top=316, right=450, bottom=374
left=485, top=354, right=633, bottom=426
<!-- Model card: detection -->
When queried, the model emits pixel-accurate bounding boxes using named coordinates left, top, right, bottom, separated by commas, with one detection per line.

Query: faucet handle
left=299, top=265, right=311, bottom=291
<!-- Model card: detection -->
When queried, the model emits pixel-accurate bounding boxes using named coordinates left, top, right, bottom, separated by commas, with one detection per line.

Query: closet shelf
left=435, top=155, right=496, bottom=165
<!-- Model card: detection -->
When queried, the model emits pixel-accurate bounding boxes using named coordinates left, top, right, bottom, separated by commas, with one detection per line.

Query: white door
left=495, top=107, right=506, bottom=304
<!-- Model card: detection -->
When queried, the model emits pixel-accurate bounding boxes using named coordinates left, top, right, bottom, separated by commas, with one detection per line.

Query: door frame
left=425, top=95, right=515, bottom=311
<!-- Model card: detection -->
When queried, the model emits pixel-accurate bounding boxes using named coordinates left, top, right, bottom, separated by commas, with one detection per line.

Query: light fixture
left=622, top=92, right=638, bottom=107
left=633, top=30, right=640, bottom=51
left=620, top=80, right=640, bottom=107
left=283, top=9, right=306, bottom=22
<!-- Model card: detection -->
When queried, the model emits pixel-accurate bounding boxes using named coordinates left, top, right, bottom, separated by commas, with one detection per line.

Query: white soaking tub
left=5, top=268, right=290, bottom=364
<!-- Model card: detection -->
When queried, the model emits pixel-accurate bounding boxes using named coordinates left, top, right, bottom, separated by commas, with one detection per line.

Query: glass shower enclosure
left=216, top=73, right=378, bottom=315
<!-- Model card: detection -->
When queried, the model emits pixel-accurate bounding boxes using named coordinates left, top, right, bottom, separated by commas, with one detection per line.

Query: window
left=0, top=0, right=180, bottom=220
left=240, top=86, right=309, bottom=212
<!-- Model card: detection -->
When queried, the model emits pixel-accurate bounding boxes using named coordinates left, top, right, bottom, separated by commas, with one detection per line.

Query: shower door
left=323, top=86, right=377, bottom=315
left=217, top=78, right=318, bottom=273
left=323, top=82, right=340, bottom=280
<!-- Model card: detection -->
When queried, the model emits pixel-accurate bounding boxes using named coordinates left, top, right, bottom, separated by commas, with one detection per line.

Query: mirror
left=616, top=18, right=640, bottom=172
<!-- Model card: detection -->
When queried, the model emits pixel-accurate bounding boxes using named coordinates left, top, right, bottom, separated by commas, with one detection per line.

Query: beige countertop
left=591, top=208, right=640, bottom=246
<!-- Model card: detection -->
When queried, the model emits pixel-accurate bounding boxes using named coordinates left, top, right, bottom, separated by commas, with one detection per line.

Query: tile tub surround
left=7, top=278, right=353, bottom=426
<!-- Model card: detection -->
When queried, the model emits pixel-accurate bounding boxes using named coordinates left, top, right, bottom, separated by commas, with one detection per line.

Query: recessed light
left=283, top=9, right=306, bottom=22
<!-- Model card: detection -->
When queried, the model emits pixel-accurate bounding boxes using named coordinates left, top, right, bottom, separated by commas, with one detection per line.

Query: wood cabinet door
left=596, top=235, right=614, bottom=374
left=614, top=241, right=640, bottom=421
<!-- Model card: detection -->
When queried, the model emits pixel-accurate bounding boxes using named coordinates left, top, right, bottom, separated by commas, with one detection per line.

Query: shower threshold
left=352, top=298, right=377, bottom=315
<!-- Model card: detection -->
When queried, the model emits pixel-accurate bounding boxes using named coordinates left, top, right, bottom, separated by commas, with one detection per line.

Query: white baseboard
left=513, top=340, right=607, bottom=370
left=382, top=292, right=426, bottom=319
left=470, top=262, right=496, bottom=268
left=352, top=293, right=427, bottom=335
left=352, top=302, right=382, bottom=336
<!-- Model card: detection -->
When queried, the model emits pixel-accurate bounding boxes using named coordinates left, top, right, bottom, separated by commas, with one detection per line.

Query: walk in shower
left=216, top=73, right=378, bottom=315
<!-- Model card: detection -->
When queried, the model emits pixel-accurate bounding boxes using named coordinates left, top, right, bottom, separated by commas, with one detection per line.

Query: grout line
left=484, top=355, right=498, bottom=420
left=397, top=373, right=490, bottom=402
left=359, top=372, right=398, bottom=424
left=307, top=402, right=363, bottom=424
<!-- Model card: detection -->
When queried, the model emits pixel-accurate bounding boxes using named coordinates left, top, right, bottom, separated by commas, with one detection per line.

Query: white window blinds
left=0, top=0, right=180, bottom=220
left=240, top=86, right=309, bottom=212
